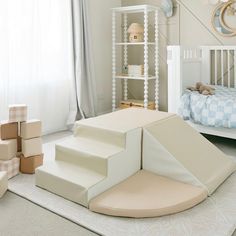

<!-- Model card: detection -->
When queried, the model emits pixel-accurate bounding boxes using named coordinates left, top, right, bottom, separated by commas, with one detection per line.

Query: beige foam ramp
left=89, top=170, right=207, bottom=218
left=143, top=115, right=236, bottom=195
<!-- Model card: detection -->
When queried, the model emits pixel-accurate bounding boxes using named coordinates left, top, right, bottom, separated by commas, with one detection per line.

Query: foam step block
left=20, top=154, right=44, bottom=174
left=36, top=160, right=106, bottom=206
left=20, top=120, right=42, bottom=139
left=143, top=115, right=236, bottom=195
left=89, top=170, right=207, bottom=218
left=0, top=121, right=18, bottom=140
left=55, top=134, right=125, bottom=175
left=0, top=157, right=20, bottom=179
left=0, top=171, right=8, bottom=198
left=22, top=137, right=42, bottom=157
left=37, top=127, right=141, bottom=207
left=9, top=104, right=27, bottom=122
left=0, top=139, right=17, bottom=160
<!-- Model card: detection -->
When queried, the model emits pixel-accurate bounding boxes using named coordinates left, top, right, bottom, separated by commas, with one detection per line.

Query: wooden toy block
left=0, top=121, right=18, bottom=140
left=20, top=154, right=44, bottom=174
left=0, top=171, right=8, bottom=198
left=22, top=137, right=42, bottom=157
left=0, top=139, right=17, bottom=161
left=0, top=157, right=20, bottom=179
left=9, top=104, right=27, bottom=122
left=20, top=120, right=42, bottom=139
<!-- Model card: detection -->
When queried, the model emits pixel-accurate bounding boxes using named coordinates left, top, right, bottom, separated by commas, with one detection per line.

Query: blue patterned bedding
left=179, top=86, right=236, bottom=128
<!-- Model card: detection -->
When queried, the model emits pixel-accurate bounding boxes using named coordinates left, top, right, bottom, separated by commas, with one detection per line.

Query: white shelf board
left=112, top=5, right=160, bottom=13
left=115, top=42, right=156, bottom=46
left=115, top=75, right=157, bottom=80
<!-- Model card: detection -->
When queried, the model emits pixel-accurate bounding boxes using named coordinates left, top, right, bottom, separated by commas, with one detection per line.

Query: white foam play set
left=35, top=108, right=236, bottom=218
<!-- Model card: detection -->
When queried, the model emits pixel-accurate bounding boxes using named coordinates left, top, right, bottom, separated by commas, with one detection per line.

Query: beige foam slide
left=89, top=170, right=207, bottom=218
left=143, top=115, right=236, bottom=194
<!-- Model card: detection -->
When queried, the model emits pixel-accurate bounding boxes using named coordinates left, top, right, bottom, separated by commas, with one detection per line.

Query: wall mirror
left=212, top=1, right=236, bottom=37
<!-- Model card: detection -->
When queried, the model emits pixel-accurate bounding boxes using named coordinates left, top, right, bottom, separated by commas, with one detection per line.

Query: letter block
left=20, top=154, right=44, bottom=174
left=20, top=120, right=42, bottom=139
left=0, top=139, right=17, bottom=160
left=0, top=121, right=18, bottom=140
left=22, top=137, right=42, bottom=157
left=9, top=104, right=27, bottom=122
left=0, top=157, right=20, bottom=179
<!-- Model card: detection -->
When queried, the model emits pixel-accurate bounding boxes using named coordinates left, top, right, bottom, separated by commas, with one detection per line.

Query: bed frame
left=167, top=45, right=236, bottom=139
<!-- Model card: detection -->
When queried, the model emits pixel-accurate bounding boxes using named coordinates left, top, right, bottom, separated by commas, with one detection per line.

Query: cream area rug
left=8, top=133, right=236, bottom=236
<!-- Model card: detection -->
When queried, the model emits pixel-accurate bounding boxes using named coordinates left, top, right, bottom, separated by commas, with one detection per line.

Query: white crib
left=167, top=45, right=236, bottom=139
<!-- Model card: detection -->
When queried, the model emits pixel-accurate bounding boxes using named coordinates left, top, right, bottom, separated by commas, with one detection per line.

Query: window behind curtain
left=0, top=0, right=75, bottom=134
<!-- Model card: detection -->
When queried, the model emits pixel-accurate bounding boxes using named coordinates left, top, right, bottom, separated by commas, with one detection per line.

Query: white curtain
left=71, top=0, right=97, bottom=119
left=0, top=0, right=76, bottom=134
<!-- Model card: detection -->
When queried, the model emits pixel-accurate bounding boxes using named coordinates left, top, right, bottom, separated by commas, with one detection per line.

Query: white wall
left=178, top=0, right=236, bottom=46
left=88, top=0, right=121, bottom=114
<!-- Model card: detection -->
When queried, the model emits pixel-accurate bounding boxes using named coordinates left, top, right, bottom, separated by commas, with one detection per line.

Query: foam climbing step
left=36, top=160, right=106, bottom=206
left=143, top=115, right=236, bottom=195
left=36, top=127, right=141, bottom=207
left=36, top=109, right=173, bottom=207
left=55, top=129, right=125, bottom=175
left=89, top=170, right=208, bottom=218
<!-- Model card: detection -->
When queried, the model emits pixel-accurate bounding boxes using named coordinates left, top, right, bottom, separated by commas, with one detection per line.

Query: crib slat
left=221, top=50, right=224, bottom=86
left=227, top=50, right=230, bottom=88
left=215, top=50, right=217, bottom=85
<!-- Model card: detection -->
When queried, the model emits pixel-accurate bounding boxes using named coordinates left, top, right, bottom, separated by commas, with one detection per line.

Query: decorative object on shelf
left=119, top=99, right=155, bottom=110
left=127, top=23, right=144, bottom=42
left=161, top=0, right=174, bottom=17
left=112, top=5, right=161, bottom=111
left=128, top=65, right=144, bottom=77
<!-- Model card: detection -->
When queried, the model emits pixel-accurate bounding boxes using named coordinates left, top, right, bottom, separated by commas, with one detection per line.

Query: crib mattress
left=179, top=86, right=236, bottom=128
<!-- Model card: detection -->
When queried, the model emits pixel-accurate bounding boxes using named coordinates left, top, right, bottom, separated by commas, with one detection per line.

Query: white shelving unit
left=112, top=5, right=160, bottom=111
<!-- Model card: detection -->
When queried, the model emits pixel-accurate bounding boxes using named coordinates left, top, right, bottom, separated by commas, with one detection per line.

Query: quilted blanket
left=179, top=86, right=236, bottom=128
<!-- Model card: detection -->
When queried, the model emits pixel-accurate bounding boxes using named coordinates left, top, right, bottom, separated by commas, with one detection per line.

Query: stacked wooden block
left=20, top=119, right=43, bottom=174
left=0, top=105, right=43, bottom=178
left=0, top=119, right=20, bottom=179
left=0, top=104, right=27, bottom=178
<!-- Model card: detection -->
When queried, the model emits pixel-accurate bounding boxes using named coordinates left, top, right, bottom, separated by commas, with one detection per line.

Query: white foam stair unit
left=36, top=109, right=169, bottom=207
